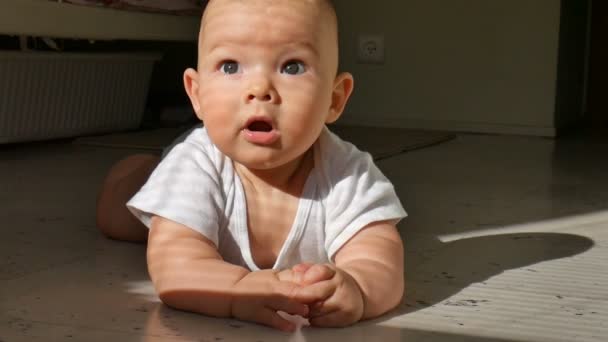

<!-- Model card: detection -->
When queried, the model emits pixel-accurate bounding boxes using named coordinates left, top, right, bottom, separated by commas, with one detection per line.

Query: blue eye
left=282, top=60, right=306, bottom=75
left=221, top=61, right=240, bottom=74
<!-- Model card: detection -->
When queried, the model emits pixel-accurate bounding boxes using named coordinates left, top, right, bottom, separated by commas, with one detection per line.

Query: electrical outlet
left=357, top=34, right=385, bottom=64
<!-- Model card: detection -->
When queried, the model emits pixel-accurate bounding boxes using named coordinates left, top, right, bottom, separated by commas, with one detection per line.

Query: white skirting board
left=0, top=51, right=161, bottom=144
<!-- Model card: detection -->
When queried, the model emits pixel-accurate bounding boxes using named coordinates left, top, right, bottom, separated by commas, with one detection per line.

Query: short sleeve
left=126, top=140, right=225, bottom=246
left=321, top=131, right=407, bottom=260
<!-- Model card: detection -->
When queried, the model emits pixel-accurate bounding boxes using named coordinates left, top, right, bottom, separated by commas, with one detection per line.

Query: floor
left=1, top=130, right=607, bottom=342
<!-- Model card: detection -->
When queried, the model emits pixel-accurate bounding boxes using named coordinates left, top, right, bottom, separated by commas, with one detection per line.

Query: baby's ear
left=326, top=72, right=354, bottom=124
left=183, top=68, right=204, bottom=121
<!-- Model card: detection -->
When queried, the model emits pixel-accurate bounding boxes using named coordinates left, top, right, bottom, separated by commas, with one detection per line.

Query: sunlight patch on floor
left=438, top=210, right=608, bottom=243
left=124, top=280, right=160, bottom=303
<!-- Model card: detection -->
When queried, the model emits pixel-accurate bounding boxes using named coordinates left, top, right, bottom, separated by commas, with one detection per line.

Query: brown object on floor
left=73, top=125, right=456, bottom=160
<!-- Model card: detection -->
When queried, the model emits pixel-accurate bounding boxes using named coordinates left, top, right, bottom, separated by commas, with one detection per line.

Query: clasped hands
left=230, top=263, right=365, bottom=332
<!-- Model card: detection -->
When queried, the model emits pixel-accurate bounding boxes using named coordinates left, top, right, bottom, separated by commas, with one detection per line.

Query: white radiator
left=0, top=51, right=161, bottom=143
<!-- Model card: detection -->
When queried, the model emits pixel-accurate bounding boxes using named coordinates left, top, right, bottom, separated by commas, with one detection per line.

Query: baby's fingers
left=291, top=280, right=335, bottom=304
left=290, top=263, right=314, bottom=285
left=309, top=309, right=357, bottom=328
left=301, top=264, right=336, bottom=285
left=266, top=294, right=310, bottom=317
left=292, top=262, right=314, bottom=274
left=308, top=297, right=363, bottom=328
left=308, top=291, right=364, bottom=328
left=254, top=308, right=299, bottom=332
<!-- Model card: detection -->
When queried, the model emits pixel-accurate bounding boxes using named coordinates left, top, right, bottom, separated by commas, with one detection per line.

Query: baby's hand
left=290, top=263, right=365, bottom=327
left=290, top=262, right=335, bottom=286
left=230, top=270, right=311, bottom=332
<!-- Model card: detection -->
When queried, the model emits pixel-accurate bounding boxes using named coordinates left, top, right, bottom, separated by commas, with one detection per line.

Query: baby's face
left=188, top=0, right=345, bottom=170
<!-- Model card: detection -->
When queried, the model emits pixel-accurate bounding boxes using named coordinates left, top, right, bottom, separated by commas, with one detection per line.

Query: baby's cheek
left=199, top=81, right=238, bottom=112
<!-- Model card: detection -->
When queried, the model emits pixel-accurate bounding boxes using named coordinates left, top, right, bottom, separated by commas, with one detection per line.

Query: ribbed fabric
left=128, top=127, right=407, bottom=270
left=0, top=51, right=160, bottom=143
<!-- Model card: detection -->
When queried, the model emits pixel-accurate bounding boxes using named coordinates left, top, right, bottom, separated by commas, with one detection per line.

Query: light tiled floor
left=1, top=132, right=607, bottom=341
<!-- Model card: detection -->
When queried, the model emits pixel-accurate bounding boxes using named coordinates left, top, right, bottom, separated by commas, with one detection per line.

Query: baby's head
left=184, top=0, right=354, bottom=171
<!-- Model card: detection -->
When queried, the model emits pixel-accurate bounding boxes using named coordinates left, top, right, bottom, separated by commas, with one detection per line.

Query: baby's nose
left=247, top=90, right=272, bottom=102
left=245, top=77, right=277, bottom=103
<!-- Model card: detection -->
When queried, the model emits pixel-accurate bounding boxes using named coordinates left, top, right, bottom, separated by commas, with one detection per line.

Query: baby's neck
left=235, top=149, right=314, bottom=196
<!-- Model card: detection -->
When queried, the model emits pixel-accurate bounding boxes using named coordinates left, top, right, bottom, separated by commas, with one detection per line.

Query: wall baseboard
left=338, top=115, right=557, bottom=137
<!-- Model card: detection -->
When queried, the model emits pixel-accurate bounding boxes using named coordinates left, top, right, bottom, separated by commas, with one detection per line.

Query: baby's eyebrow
left=282, top=41, right=320, bottom=58
left=204, top=41, right=320, bottom=60
left=202, top=42, right=247, bottom=58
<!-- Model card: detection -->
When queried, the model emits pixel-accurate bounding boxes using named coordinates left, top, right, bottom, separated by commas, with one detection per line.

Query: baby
left=96, top=0, right=406, bottom=332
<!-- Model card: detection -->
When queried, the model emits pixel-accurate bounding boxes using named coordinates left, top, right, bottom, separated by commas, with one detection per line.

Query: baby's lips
left=242, top=129, right=280, bottom=145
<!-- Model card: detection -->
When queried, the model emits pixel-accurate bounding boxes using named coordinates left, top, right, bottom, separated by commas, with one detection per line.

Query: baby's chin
left=226, top=148, right=279, bottom=166
left=226, top=146, right=305, bottom=166
left=230, top=149, right=309, bottom=174
left=233, top=156, right=294, bottom=172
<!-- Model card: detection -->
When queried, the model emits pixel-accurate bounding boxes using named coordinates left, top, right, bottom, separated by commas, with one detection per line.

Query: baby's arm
left=335, top=221, right=404, bottom=319
left=292, top=221, right=404, bottom=326
left=146, top=216, right=311, bottom=331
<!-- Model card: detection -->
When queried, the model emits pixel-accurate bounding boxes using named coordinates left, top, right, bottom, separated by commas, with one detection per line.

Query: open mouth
left=247, top=120, right=273, bottom=132
left=242, top=118, right=279, bottom=145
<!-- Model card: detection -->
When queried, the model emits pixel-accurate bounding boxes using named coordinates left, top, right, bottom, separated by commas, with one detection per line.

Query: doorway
left=586, top=0, right=608, bottom=131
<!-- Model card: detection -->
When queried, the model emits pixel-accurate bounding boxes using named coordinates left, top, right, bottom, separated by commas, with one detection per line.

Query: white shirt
left=127, top=126, right=406, bottom=271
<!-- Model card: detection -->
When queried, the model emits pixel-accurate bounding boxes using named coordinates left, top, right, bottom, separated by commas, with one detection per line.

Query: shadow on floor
left=131, top=232, right=593, bottom=341
left=382, top=232, right=594, bottom=318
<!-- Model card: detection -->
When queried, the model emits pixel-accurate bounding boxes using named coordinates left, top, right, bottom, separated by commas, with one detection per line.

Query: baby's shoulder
left=179, top=126, right=214, bottom=151
left=317, top=127, right=374, bottom=178
left=163, top=126, right=230, bottom=175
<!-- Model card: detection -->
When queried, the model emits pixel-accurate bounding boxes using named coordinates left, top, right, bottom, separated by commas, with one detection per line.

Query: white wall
left=335, top=0, right=562, bottom=136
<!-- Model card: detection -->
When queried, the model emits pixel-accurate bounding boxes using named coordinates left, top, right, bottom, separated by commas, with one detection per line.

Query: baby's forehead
left=204, top=0, right=333, bottom=10
left=199, top=0, right=339, bottom=71
left=202, top=0, right=336, bottom=27
left=200, top=0, right=336, bottom=45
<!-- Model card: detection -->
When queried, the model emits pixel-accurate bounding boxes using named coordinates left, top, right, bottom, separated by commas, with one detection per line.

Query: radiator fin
left=0, top=52, right=160, bottom=143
